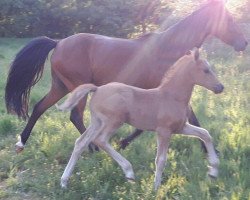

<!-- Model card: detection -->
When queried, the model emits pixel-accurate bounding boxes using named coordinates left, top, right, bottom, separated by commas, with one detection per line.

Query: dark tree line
left=0, top=0, right=248, bottom=38
left=0, top=0, right=172, bottom=38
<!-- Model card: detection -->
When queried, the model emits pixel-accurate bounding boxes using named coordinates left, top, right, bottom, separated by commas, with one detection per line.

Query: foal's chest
left=157, top=104, right=188, bottom=133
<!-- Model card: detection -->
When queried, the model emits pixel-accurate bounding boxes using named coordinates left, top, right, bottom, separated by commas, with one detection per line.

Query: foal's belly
left=126, top=92, right=160, bottom=131
left=127, top=112, right=158, bottom=131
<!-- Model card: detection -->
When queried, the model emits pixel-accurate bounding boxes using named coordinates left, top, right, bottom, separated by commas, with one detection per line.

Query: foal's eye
left=204, top=69, right=210, bottom=74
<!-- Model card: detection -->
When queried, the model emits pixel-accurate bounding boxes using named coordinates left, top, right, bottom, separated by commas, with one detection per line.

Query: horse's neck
left=159, top=66, right=194, bottom=105
left=157, top=14, right=209, bottom=60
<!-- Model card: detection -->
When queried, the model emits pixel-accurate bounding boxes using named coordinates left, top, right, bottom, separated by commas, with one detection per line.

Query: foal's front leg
left=154, top=129, right=171, bottom=190
left=181, top=123, right=219, bottom=178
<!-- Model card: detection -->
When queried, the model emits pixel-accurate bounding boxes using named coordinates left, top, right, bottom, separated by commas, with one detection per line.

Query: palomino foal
left=58, top=50, right=224, bottom=190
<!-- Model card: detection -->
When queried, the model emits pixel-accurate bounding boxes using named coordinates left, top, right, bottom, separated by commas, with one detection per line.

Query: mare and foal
left=58, top=50, right=224, bottom=190
left=6, top=1, right=247, bottom=154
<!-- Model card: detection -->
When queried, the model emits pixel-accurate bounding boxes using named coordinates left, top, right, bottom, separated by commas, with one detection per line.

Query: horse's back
left=50, top=33, right=140, bottom=88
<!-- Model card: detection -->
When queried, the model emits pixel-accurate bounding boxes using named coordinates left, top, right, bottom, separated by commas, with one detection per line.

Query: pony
left=58, top=49, right=224, bottom=190
left=5, top=0, right=247, bottom=153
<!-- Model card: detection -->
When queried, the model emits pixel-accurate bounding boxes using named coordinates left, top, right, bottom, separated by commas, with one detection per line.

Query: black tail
left=5, top=36, right=58, bottom=120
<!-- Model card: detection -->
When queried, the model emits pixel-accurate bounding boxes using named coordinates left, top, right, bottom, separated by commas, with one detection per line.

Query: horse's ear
left=194, top=49, right=199, bottom=61
left=207, top=0, right=226, bottom=4
left=185, top=50, right=192, bottom=55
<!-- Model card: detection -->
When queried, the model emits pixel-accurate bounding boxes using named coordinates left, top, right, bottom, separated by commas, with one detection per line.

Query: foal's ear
left=194, top=49, right=199, bottom=61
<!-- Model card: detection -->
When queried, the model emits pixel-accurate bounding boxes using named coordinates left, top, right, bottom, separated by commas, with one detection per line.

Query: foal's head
left=187, top=49, right=224, bottom=94
left=206, top=0, right=248, bottom=51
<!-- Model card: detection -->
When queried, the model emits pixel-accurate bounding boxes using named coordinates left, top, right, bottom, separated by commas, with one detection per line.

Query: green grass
left=0, top=38, right=250, bottom=200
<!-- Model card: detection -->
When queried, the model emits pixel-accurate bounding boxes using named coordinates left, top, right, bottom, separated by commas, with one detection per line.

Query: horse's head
left=188, top=49, right=224, bottom=94
left=206, top=0, right=248, bottom=51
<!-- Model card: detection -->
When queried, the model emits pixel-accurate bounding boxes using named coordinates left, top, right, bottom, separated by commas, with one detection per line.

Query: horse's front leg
left=181, top=123, right=219, bottom=178
left=154, top=129, right=171, bottom=190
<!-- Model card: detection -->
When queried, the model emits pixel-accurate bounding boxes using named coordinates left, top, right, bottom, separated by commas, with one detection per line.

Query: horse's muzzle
left=213, top=84, right=224, bottom=94
left=234, top=40, right=248, bottom=52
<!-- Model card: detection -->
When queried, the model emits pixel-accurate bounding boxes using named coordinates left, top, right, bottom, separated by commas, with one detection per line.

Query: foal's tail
left=5, top=36, right=58, bottom=120
left=57, top=84, right=98, bottom=111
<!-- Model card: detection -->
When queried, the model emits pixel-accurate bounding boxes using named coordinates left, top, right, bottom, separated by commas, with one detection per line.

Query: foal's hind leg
left=61, top=119, right=103, bottom=188
left=16, top=80, right=67, bottom=153
left=70, top=96, right=99, bottom=152
left=94, top=123, right=135, bottom=181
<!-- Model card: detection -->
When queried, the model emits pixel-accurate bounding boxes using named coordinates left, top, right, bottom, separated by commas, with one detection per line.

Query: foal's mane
left=160, top=55, right=191, bottom=85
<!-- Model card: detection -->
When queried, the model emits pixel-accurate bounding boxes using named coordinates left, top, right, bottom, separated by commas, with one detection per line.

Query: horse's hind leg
left=16, top=79, right=67, bottom=153
left=70, top=98, right=86, bottom=134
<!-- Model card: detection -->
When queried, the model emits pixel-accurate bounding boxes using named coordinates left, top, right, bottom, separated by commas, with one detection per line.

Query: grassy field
left=0, top=38, right=249, bottom=200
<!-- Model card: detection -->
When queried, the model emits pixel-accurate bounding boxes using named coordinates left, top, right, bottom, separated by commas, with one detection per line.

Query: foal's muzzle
left=213, top=84, right=224, bottom=94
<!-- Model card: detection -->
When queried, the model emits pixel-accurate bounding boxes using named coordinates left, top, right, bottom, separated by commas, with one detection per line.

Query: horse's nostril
left=245, top=41, right=248, bottom=46
left=220, top=84, right=224, bottom=92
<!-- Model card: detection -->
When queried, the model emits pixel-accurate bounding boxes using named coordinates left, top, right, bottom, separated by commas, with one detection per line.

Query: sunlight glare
left=226, top=0, right=248, bottom=18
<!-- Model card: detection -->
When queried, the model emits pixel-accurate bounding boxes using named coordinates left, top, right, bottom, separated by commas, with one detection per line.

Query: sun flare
left=226, top=0, right=248, bottom=16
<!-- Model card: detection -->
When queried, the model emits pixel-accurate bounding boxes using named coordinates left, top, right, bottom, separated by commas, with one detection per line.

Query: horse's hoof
left=119, top=140, right=129, bottom=150
left=215, top=149, right=220, bottom=157
left=88, top=143, right=99, bottom=153
left=15, top=141, right=24, bottom=154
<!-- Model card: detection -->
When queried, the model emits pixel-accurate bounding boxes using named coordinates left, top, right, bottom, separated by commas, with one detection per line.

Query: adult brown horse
left=5, top=0, right=247, bottom=153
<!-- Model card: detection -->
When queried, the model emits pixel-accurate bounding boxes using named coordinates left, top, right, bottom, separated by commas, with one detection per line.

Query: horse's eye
left=204, top=69, right=210, bottom=74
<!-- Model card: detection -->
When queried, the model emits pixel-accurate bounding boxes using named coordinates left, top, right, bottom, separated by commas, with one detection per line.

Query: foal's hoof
left=126, top=171, right=135, bottom=183
left=208, top=166, right=218, bottom=179
left=61, top=179, right=68, bottom=189
left=126, top=177, right=135, bottom=183
left=15, top=141, right=24, bottom=154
